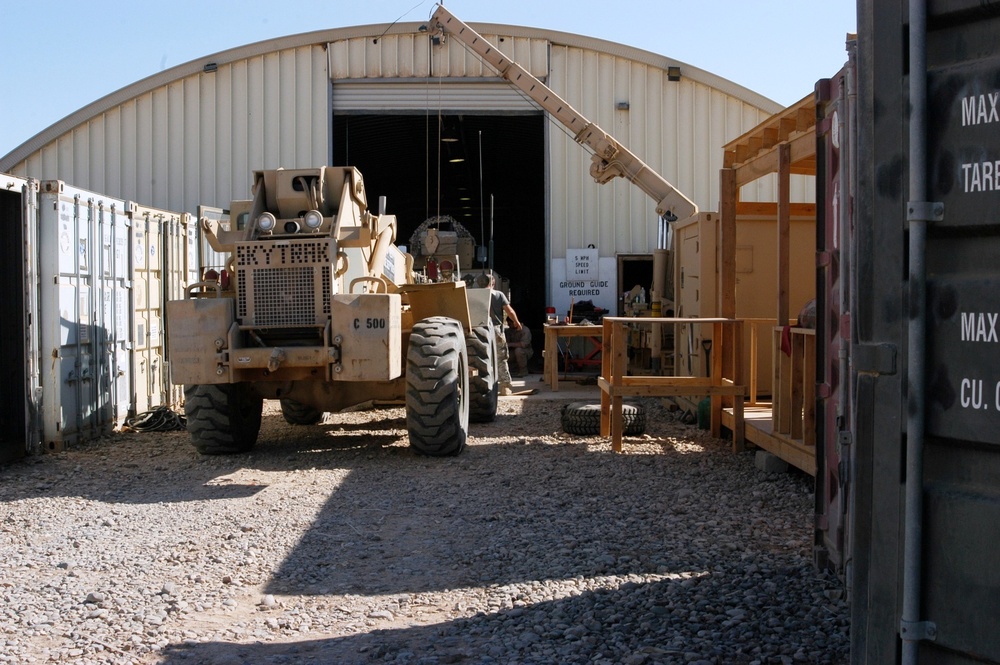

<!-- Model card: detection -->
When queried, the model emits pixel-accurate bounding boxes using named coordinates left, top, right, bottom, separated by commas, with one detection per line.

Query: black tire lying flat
left=466, top=324, right=499, bottom=423
left=279, top=398, right=323, bottom=426
left=406, top=317, right=470, bottom=456
left=184, top=383, right=263, bottom=454
left=561, top=401, right=646, bottom=436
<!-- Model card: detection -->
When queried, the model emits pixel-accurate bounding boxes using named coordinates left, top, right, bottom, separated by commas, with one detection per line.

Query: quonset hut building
left=0, top=18, right=805, bottom=323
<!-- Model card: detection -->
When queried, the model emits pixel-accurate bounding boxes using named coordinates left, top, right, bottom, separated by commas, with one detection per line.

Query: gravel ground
left=0, top=385, right=849, bottom=664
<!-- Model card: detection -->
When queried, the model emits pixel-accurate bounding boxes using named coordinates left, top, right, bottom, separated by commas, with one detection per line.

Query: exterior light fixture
left=256, top=212, right=276, bottom=232
left=303, top=210, right=323, bottom=229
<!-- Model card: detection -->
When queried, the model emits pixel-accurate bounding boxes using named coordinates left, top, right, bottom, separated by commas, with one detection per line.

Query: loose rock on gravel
left=0, top=390, right=849, bottom=664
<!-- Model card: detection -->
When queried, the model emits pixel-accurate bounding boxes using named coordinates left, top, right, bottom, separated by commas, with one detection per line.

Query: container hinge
left=900, top=619, right=937, bottom=642
left=906, top=201, right=944, bottom=225
left=853, top=343, right=896, bottom=375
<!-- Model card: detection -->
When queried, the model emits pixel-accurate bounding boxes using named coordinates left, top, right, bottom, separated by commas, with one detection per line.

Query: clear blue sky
left=0, top=0, right=856, bottom=161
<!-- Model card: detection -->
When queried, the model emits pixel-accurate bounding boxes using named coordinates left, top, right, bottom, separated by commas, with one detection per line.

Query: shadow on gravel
left=0, top=409, right=406, bottom=505
left=159, top=564, right=848, bottom=665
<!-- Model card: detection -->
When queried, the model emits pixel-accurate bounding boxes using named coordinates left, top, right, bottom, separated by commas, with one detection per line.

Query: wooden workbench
left=542, top=324, right=603, bottom=391
left=598, top=317, right=746, bottom=452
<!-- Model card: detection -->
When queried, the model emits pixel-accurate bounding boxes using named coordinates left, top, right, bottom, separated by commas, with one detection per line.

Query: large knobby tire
left=279, top=398, right=323, bottom=426
left=561, top=401, right=646, bottom=436
left=406, top=317, right=470, bottom=456
left=466, top=323, right=499, bottom=423
left=184, top=383, right=263, bottom=454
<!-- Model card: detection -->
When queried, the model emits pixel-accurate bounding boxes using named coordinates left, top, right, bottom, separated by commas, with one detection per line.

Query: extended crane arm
left=425, top=4, right=698, bottom=221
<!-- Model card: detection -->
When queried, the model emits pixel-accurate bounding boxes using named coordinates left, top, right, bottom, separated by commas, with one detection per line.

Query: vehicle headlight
left=303, top=209, right=323, bottom=229
left=256, top=212, right=276, bottom=232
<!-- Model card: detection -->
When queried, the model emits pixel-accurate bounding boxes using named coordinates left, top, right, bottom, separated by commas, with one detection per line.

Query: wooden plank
left=612, top=320, right=627, bottom=452
left=733, top=394, right=746, bottom=452
left=597, top=378, right=746, bottom=397
left=772, top=328, right=783, bottom=432
left=777, top=142, right=791, bottom=329
left=733, top=130, right=816, bottom=187
left=720, top=171, right=737, bottom=320
left=600, top=319, right=612, bottom=437
left=778, top=339, right=792, bottom=435
left=620, top=376, right=718, bottom=387
left=790, top=331, right=805, bottom=440
left=732, top=319, right=745, bottom=451
left=711, top=322, right=723, bottom=438
left=544, top=325, right=558, bottom=390
left=735, top=201, right=818, bottom=217
left=761, top=125, right=779, bottom=150
left=735, top=406, right=817, bottom=476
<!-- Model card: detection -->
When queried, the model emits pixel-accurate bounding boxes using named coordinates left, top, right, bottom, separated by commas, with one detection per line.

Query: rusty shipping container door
left=854, top=1, right=1000, bottom=662
left=814, top=59, right=856, bottom=580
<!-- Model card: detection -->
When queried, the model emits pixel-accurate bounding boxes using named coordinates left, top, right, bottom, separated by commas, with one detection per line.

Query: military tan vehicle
left=166, top=166, right=499, bottom=456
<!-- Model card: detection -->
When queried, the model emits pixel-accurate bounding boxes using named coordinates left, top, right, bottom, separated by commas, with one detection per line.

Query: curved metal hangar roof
left=1, top=19, right=783, bottom=219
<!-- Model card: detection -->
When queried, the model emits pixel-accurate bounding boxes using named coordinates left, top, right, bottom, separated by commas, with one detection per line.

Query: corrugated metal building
left=1, top=19, right=808, bottom=322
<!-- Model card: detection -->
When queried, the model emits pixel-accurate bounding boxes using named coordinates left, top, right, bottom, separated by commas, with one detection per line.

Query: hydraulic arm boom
left=426, top=4, right=698, bottom=221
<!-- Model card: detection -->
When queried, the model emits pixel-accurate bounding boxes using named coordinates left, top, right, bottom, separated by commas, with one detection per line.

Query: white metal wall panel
left=546, top=43, right=800, bottom=262
left=332, top=81, right=540, bottom=112
left=329, top=33, right=549, bottom=81
left=8, top=45, right=329, bottom=215
left=38, top=181, right=131, bottom=450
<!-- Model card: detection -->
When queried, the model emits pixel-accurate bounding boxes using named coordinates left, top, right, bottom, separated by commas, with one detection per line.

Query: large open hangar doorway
left=331, top=112, right=547, bottom=328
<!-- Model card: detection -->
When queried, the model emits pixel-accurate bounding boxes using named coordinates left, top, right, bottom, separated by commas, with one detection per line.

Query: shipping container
left=0, top=174, right=42, bottom=461
left=849, top=1, right=1000, bottom=662
left=38, top=181, right=131, bottom=450
left=128, top=203, right=195, bottom=411
left=813, top=52, right=857, bottom=580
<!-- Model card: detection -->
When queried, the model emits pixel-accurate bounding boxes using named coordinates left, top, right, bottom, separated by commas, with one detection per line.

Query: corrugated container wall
left=852, top=1, right=1000, bottom=662
left=12, top=45, right=329, bottom=213
left=38, top=181, right=131, bottom=450
left=129, top=203, right=196, bottom=411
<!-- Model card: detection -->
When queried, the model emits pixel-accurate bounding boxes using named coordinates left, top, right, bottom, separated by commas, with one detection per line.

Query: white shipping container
left=39, top=181, right=131, bottom=450
left=0, top=173, right=42, bottom=460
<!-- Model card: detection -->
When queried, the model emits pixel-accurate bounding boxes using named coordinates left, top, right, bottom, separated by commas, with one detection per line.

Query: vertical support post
left=600, top=318, right=612, bottom=437
left=777, top=142, right=792, bottom=328
left=732, top=319, right=745, bottom=451
left=749, top=321, right=759, bottom=405
left=711, top=320, right=723, bottom=438
left=544, top=325, right=557, bottom=391
left=720, top=169, right=737, bottom=321
left=611, top=320, right=627, bottom=452
left=791, top=329, right=805, bottom=440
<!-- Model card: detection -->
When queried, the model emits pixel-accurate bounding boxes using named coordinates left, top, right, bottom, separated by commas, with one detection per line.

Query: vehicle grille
left=236, top=239, right=334, bottom=327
